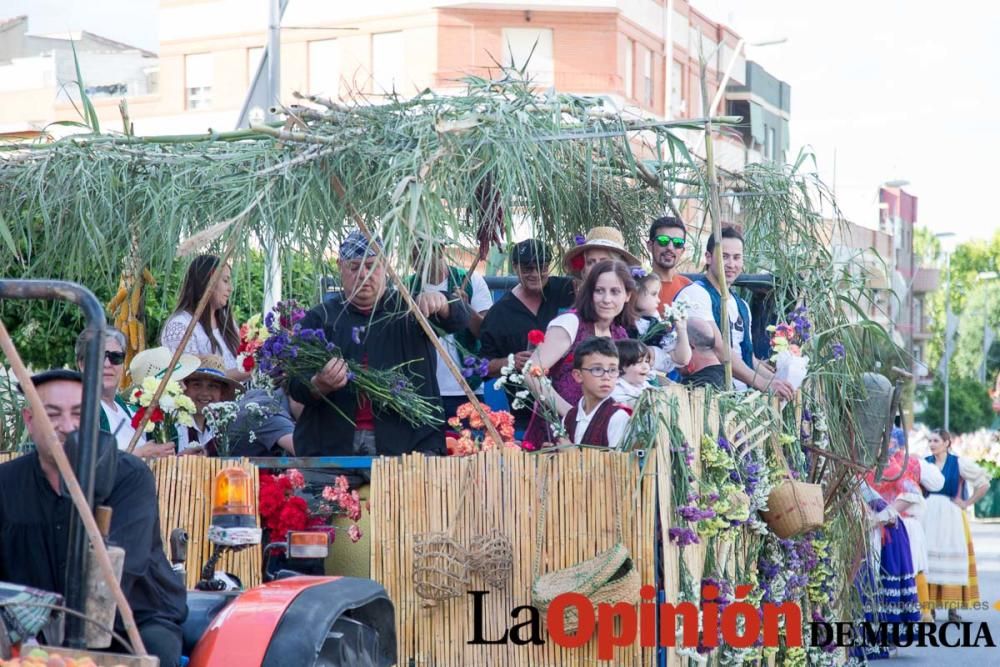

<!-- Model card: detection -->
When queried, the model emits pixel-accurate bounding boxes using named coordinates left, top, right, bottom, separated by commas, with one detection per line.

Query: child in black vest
left=560, top=337, right=631, bottom=449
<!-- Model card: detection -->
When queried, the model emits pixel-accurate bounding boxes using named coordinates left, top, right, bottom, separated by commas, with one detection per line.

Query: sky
left=6, top=1, right=998, bottom=244
left=701, top=0, right=1000, bottom=245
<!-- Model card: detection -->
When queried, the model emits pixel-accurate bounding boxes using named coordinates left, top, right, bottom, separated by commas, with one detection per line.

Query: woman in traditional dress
left=853, top=481, right=921, bottom=661
left=160, top=254, right=250, bottom=382
left=922, top=428, right=990, bottom=621
left=865, top=427, right=944, bottom=623
left=521, top=260, right=635, bottom=447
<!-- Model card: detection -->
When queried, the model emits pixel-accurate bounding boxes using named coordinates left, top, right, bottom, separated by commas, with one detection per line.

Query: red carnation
left=149, top=407, right=165, bottom=424
left=277, top=496, right=309, bottom=534
left=241, top=354, right=255, bottom=372
left=564, top=353, right=574, bottom=366
left=527, top=329, right=546, bottom=346
left=570, top=254, right=585, bottom=273
left=130, top=407, right=146, bottom=430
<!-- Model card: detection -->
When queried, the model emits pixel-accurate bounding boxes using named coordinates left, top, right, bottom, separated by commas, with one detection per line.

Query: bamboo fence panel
left=0, top=453, right=261, bottom=589
left=370, top=447, right=656, bottom=666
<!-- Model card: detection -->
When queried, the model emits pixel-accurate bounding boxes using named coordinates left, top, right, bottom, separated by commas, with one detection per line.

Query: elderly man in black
left=0, top=370, right=187, bottom=666
left=479, top=239, right=576, bottom=431
left=288, top=230, right=470, bottom=456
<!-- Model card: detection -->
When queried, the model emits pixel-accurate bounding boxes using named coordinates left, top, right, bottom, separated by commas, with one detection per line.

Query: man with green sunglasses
left=646, top=216, right=692, bottom=308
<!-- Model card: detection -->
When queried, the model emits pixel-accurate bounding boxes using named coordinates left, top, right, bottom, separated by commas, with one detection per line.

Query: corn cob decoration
left=107, top=237, right=156, bottom=388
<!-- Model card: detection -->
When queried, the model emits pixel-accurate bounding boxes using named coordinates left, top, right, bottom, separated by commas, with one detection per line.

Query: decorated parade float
left=0, top=71, right=911, bottom=665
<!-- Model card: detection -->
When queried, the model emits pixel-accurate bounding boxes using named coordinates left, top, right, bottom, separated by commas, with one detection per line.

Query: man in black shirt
left=288, top=230, right=470, bottom=456
left=681, top=318, right=725, bottom=390
left=479, top=240, right=576, bottom=430
left=0, top=370, right=187, bottom=666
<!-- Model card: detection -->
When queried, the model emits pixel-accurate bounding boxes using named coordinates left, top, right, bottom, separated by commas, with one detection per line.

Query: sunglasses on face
left=104, top=351, right=126, bottom=366
left=655, top=234, right=685, bottom=249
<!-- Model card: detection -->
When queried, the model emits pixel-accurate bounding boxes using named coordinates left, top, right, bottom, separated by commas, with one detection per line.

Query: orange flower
left=530, top=366, right=544, bottom=378
left=447, top=416, right=461, bottom=429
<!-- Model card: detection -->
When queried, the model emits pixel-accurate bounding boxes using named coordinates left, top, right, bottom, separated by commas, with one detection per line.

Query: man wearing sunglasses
left=646, top=216, right=692, bottom=308
left=75, top=328, right=175, bottom=458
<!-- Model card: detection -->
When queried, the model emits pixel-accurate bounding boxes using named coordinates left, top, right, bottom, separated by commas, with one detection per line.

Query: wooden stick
left=0, top=320, right=147, bottom=656
left=330, top=176, right=506, bottom=448
left=126, top=215, right=248, bottom=453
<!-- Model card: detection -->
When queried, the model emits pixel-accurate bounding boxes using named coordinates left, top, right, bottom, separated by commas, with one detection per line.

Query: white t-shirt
left=674, top=282, right=752, bottom=390
left=102, top=400, right=144, bottom=451
left=571, top=397, right=630, bottom=449
left=161, top=311, right=238, bottom=370
left=548, top=312, right=582, bottom=340
left=423, top=273, right=493, bottom=397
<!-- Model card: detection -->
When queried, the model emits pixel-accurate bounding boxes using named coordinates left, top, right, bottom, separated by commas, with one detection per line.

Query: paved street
left=894, top=519, right=1000, bottom=665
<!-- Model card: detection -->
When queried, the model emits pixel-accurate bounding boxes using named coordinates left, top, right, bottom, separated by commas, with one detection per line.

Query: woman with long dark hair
left=922, top=428, right=990, bottom=621
left=160, top=254, right=248, bottom=382
left=521, top=259, right=635, bottom=447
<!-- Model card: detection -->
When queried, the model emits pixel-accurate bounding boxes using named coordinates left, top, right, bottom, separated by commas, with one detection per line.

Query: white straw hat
left=129, top=346, right=200, bottom=385
left=563, top=226, right=641, bottom=275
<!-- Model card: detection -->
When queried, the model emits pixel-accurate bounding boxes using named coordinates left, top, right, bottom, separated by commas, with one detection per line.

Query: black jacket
left=0, top=450, right=187, bottom=631
left=288, top=289, right=470, bottom=456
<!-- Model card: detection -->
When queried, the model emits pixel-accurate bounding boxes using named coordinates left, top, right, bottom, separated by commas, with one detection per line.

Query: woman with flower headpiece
left=922, top=428, right=990, bottom=621
left=521, top=260, right=635, bottom=448
left=865, top=427, right=943, bottom=623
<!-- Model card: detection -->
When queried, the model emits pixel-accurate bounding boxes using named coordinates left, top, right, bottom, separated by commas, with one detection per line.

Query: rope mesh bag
left=411, top=461, right=473, bottom=605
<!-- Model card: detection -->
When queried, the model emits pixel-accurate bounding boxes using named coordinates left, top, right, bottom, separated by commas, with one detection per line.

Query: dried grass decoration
left=467, top=529, right=513, bottom=590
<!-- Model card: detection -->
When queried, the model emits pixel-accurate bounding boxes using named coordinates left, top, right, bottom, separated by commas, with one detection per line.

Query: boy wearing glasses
left=646, top=216, right=692, bottom=307
left=561, top=337, right=631, bottom=449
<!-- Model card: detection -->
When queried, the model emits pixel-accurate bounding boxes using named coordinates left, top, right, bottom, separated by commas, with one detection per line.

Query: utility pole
left=262, top=0, right=283, bottom=314
left=935, top=232, right=956, bottom=431
left=944, top=250, right=953, bottom=431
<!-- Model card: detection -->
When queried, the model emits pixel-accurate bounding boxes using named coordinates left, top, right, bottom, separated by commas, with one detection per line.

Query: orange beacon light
left=208, top=467, right=262, bottom=547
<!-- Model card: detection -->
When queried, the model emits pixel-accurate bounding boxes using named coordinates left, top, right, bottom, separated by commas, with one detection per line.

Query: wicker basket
left=761, top=424, right=824, bottom=538
left=761, top=478, right=824, bottom=538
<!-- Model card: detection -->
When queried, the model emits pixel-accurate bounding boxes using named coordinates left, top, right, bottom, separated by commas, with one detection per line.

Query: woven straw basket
left=532, top=459, right=641, bottom=632
left=761, top=478, right=824, bottom=539
left=761, top=424, right=824, bottom=538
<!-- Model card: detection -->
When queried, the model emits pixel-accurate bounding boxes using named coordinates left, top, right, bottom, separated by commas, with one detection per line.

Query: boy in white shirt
left=560, top=337, right=631, bottom=449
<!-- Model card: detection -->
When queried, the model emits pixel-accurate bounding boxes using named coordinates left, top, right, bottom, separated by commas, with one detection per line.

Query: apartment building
left=0, top=15, right=157, bottom=132
left=0, top=1, right=791, bottom=166
left=877, top=185, right=937, bottom=381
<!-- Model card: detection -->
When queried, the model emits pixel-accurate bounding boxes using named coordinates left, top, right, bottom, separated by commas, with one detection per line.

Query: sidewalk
left=894, top=519, right=1000, bottom=665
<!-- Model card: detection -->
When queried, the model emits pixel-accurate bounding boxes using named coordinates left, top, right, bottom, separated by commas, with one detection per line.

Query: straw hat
left=185, top=355, right=243, bottom=400
left=129, top=346, right=200, bottom=385
left=563, top=226, right=641, bottom=276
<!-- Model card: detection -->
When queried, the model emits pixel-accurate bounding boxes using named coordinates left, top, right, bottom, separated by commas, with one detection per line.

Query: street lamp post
left=936, top=232, right=957, bottom=431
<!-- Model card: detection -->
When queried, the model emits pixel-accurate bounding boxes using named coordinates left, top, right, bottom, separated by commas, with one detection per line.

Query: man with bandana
left=288, top=230, right=471, bottom=457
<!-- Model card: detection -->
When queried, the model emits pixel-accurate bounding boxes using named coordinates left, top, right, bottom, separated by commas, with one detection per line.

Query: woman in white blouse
left=160, top=254, right=250, bottom=383
left=921, top=428, right=991, bottom=621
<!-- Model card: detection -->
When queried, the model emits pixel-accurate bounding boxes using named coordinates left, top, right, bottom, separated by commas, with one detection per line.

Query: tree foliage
left=918, top=375, right=993, bottom=433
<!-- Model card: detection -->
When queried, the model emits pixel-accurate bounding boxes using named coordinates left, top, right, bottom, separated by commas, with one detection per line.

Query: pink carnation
left=348, top=524, right=363, bottom=543
left=285, top=469, right=305, bottom=490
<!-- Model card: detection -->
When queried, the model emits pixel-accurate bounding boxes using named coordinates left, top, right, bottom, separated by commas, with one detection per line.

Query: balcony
left=912, top=266, right=940, bottom=294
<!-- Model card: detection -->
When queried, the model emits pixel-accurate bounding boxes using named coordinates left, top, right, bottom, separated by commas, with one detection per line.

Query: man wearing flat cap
left=479, top=239, right=576, bottom=431
left=288, top=229, right=471, bottom=456
left=0, top=370, right=186, bottom=666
